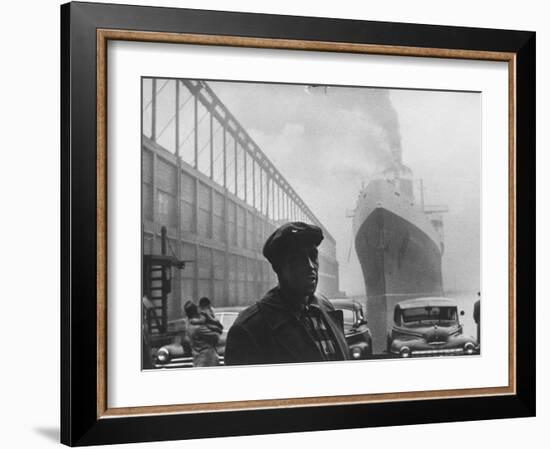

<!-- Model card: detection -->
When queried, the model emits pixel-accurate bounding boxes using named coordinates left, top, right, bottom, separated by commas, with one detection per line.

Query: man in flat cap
left=225, top=222, right=349, bottom=365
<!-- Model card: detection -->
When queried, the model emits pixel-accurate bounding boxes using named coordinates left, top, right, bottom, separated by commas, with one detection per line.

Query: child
left=196, top=296, right=223, bottom=333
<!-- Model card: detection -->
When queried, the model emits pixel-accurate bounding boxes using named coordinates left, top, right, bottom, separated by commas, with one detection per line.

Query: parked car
left=387, top=297, right=477, bottom=358
left=154, top=306, right=243, bottom=368
left=329, top=299, right=373, bottom=359
left=152, top=317, right=191, bottom=368
left=213, top=307, right=242, bottom=358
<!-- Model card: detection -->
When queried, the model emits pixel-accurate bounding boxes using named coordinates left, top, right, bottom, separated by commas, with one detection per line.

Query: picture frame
left=60, top=1, right=535, bottom=446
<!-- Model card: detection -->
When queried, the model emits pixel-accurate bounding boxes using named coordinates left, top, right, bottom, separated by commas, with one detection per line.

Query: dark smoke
left=205, top=81, right=404, bottom=176
left=305, top=86, right=404, bottom=170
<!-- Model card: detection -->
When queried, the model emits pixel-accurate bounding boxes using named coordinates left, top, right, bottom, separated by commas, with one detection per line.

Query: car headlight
left=351, top=347, right=363, bottom=359
left=400, top=346, right=411, bottom=358
left=464, top=342, right=475, bottom=355
left=156, top=348, right=170, bottom=363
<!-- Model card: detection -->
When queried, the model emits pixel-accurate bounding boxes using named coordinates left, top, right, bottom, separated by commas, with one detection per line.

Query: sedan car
left=329, top=299, right=373, bottom=359
left=154, top=306, right=243, bottom=368
left=388, top=297, right=477, bottom=358
left=212, top=306, right=243, bottom=358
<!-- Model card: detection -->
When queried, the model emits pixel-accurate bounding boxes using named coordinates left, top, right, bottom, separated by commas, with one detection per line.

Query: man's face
left=277, top=245, right=319, bottom=299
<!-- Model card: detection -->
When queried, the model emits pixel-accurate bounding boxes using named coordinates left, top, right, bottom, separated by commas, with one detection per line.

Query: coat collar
left=257, top=287, right=349, bottom=361
left=260, top=287, right=314, bottom=326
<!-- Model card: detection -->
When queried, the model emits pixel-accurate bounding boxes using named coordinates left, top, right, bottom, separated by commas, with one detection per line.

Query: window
left=212, top=118, right=225, bottom=185
left=157, top=191, right=176, bottom=228
left=196, top=101, right=211, bottom=177
left=197, top=183, right=212, bottom=238
left=178, top=83, right=196, bottom=166
left=213, top=191, right=225, bottom=242
left=246, top=212, right=255, bottom=250
left=180, top=172, right=195, bottom=232
left=401, top=306, right=458, bottom=323
left=236, top=206, right=245, bottom=248
left=154, top=80, right=176, bottom=153
left=227, top=201, right=237, bottom=246
left=142, top=78, right=153, bottom=138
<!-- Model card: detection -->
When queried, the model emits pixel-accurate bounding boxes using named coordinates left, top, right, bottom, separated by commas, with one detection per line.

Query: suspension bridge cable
left=154, top=93, right=194, bottom=141
left=177, top=108, right=210, bottom=151
left=142, top=79, right=170, bottom=111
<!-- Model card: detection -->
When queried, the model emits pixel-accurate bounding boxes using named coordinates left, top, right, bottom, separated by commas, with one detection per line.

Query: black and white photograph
left=141, top=78, right=481, bottom=369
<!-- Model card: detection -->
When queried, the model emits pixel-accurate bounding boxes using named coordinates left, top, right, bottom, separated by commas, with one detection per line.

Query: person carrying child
left=184, top=299, right=223, bottom=367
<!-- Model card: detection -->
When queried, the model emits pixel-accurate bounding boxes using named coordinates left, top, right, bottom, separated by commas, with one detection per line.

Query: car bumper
left=154, top=356, right=225, bottom=369
left=392, top=347, right=466, bottom=357
left=391, top=340, right=477, bottom=357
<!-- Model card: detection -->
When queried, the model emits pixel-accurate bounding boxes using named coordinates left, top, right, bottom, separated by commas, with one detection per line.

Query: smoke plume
left=305, top=86, right=403, bottom=170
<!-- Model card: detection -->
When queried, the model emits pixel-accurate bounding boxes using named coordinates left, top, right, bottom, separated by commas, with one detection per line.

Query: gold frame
left=96, top=29, right=516, bottom=419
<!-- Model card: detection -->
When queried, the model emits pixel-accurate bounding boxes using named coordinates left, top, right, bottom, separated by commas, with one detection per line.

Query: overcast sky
left=207, top=80, right=481, bottom=296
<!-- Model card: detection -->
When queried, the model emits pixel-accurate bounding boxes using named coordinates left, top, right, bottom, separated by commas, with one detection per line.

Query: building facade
left=142, top=78, right=340, bottom=320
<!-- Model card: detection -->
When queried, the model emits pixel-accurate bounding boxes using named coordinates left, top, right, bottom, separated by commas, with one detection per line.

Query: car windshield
left=216, top=313, right=238, bottom=329
left=341, top=308, right=355, bottom=326
left=401, top=306, right=457, bottom=324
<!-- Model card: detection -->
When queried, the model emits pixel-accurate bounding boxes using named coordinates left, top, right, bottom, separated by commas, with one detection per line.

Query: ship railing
left=423, top=205, right=449, bottom=214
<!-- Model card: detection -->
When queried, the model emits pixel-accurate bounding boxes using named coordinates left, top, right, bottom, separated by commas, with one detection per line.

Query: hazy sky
left=206, top=80, right=481, bottom=296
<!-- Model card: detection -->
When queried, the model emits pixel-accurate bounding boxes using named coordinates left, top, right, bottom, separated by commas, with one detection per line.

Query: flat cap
left=263, top=221, right=324, bottom=265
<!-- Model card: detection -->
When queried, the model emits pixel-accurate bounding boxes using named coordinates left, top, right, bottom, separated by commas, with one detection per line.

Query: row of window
left=144, top=234, right=339, bottom=317
left=146, top=183, right=340, bottom=263
left=182, top=240, right=278, bottom=306
left=143, top=169, right=337, bottom=259
left=143, top=233, right=338, bottom=285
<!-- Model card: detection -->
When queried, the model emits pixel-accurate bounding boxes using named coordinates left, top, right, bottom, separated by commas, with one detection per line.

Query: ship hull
left=353, top=180, right=443, bottom=354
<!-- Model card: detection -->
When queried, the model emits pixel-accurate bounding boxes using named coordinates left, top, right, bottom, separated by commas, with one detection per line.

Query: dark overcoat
left=224, top=287, right=350, bottom=365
